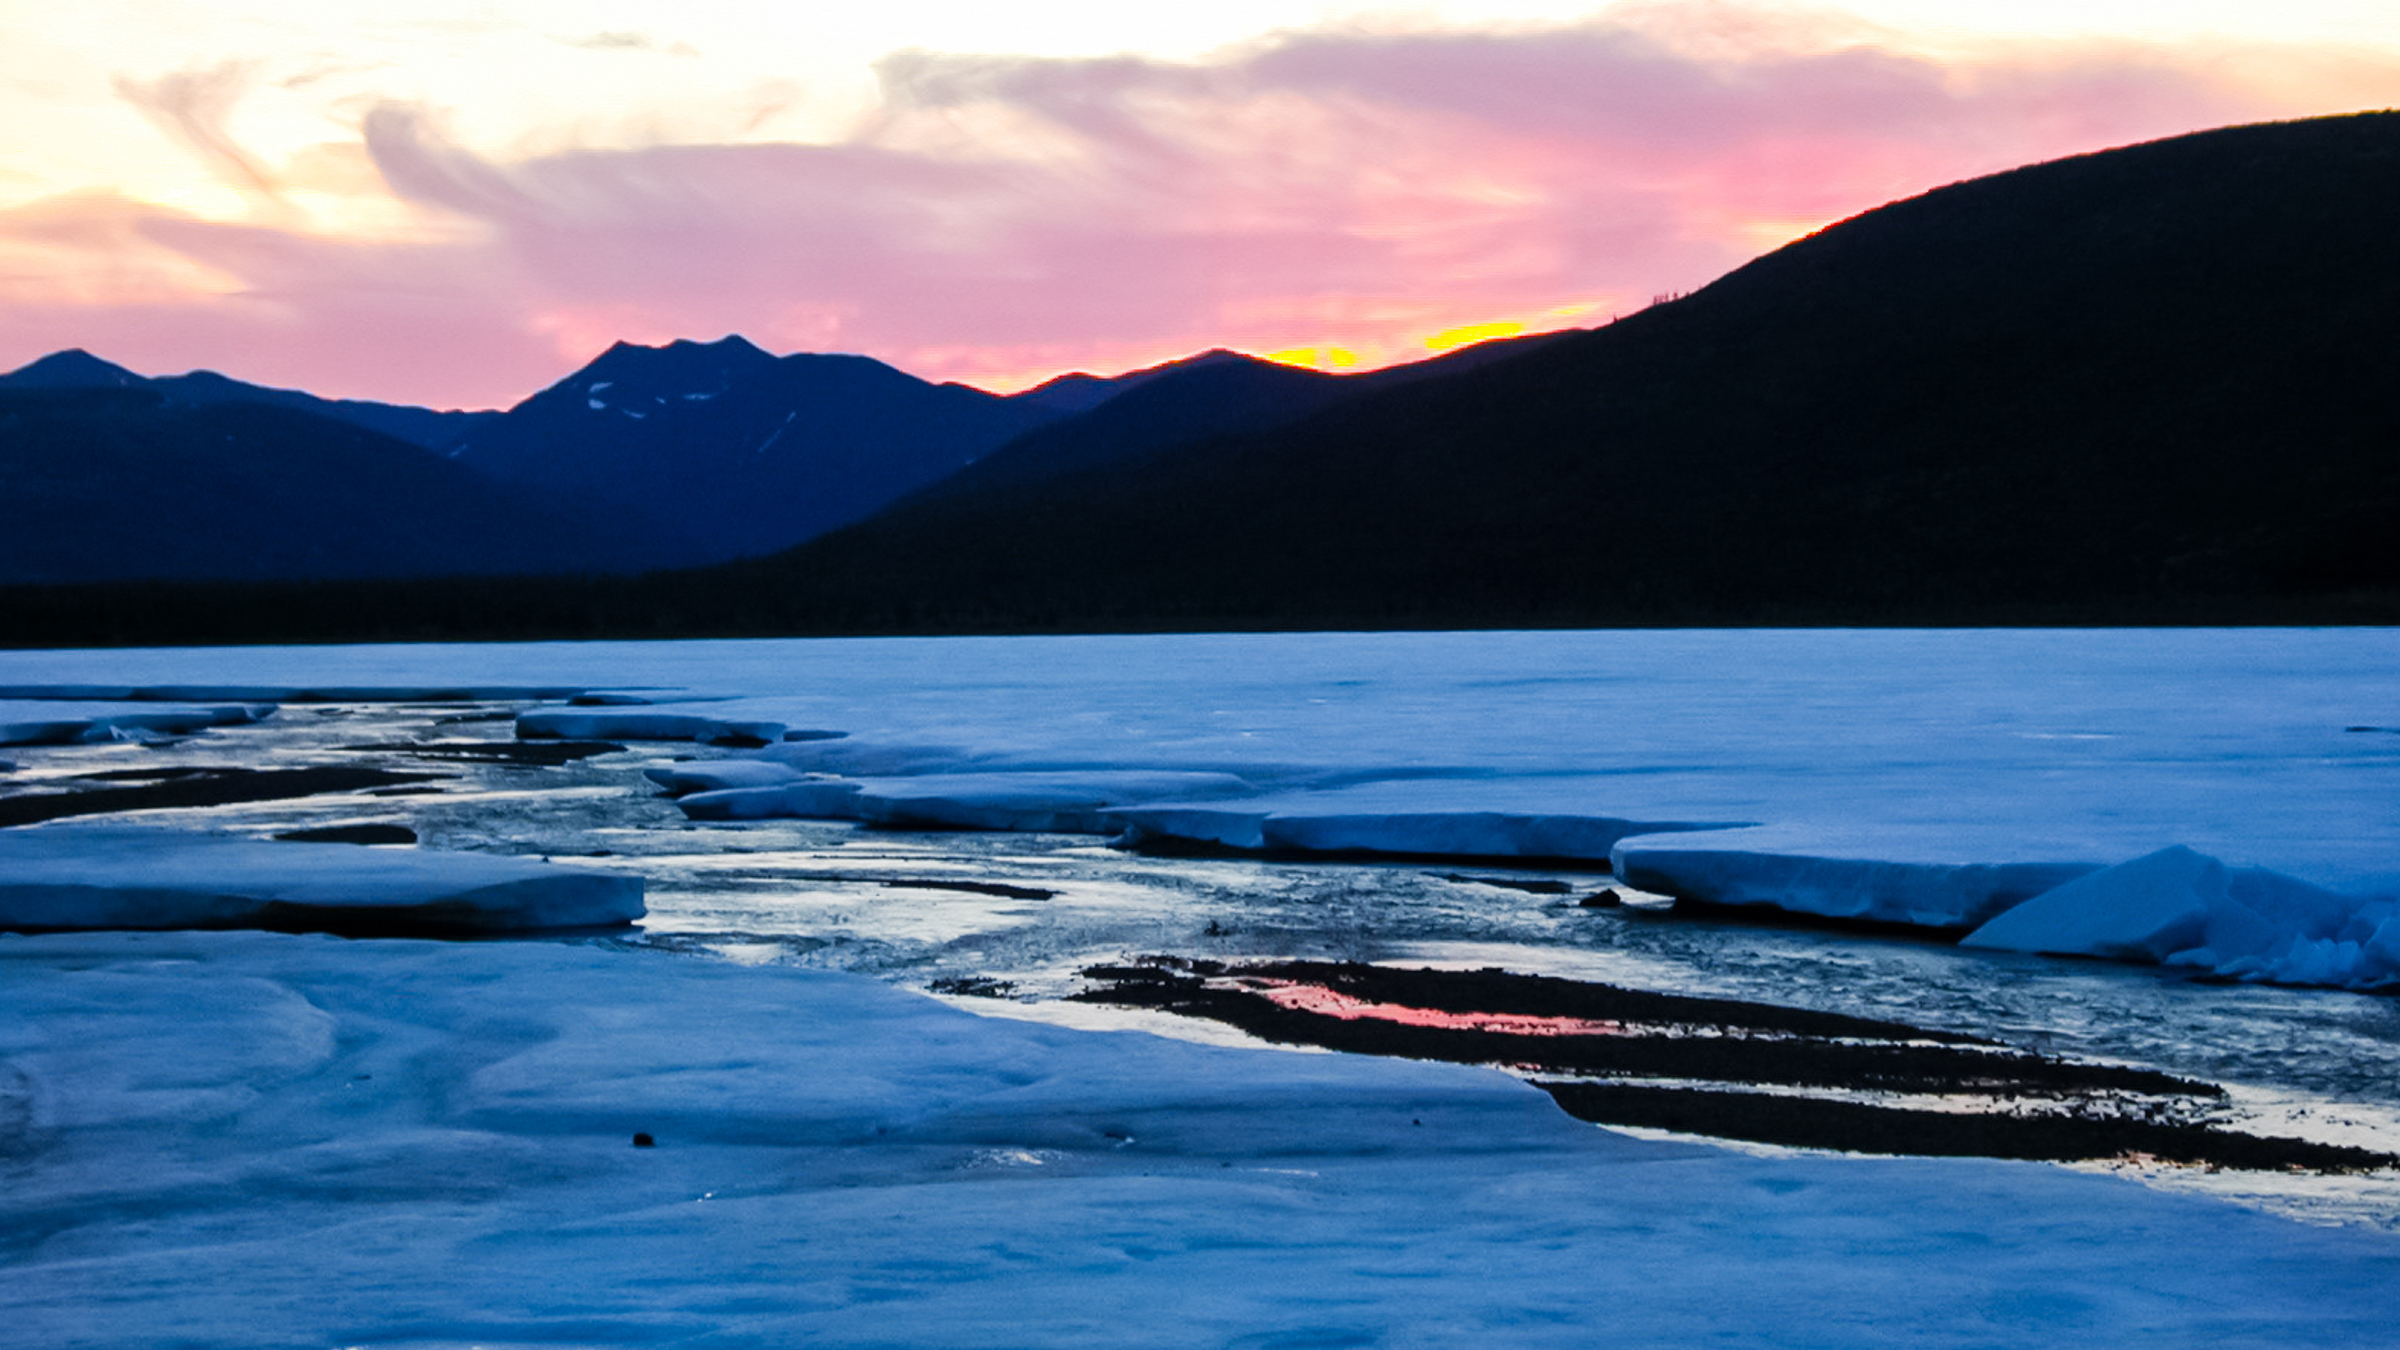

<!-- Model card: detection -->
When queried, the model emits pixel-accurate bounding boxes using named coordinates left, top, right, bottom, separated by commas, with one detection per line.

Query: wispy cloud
left=558, top=31, right=701, bottom=57
left=7, top=13, right=2384, bottom=404
left=110, top=60, right=283, bottom=198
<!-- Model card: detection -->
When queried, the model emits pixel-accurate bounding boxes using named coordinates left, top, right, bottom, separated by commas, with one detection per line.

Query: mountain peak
left=680, top=335, right=770, bottom=357
left=559, top=335, right=780, bottom=402
left=1, top=349, right=146, bottom=389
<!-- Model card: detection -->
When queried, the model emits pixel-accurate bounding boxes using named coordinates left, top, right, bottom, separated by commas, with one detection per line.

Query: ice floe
left=518, top=708, right=788, bottom=745
left=0, top=699, right=274, bottom=747
left=753, top=737, right=992, bottom=776
left=1105, top=779, right=1736, bottom=860
left=0, top=827, right=642, bottom=934
left=699, top=755, right=1744, bottom=860
left=643, top=758, right=809, bottom=796
left=767, top=769, right=1257, bottom=833
left=7, top=929, right=2398, bottom=1349
left=1612, top=825, right=2108, bottom=931
left=1964, top=846, right=2400, bottom=990
left=0, top=683, right=585, bottom=702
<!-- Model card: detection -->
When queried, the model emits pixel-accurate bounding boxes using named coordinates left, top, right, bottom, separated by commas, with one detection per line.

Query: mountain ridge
left=3, top=111, right=2394, bottom=640
left=0, top=349, right=502, bottom=449
left=0, top=384, right=692, bottom=583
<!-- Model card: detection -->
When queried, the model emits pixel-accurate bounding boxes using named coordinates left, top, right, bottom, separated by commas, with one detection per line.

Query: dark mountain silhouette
left=148, top=370, right=501, bottom=450
left=681, top=110, right=2400, bottom=631
left=446, top=336, right=1072, bottom=562
left=0, top=349, right=500, bottom=449
left=3, top=111, right=2395, bottom=643
left=1003, top=352, right=1232, bottom=416
left=0, top=350, right=146, bottom=390
left=0, top=385, right=686, bottom=584
left=903, top=334, right=1580, bottom=508
left=906, top=353, right=1354, bottom=504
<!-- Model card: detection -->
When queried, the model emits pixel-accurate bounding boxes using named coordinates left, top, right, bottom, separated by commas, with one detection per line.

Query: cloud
left=111, top=60, right=282, bottom=197
left=560, top=32, right=701, bottom=57
left=13, top=13, right=2383, bottom=403
left=0, top=190, right=559, bottom=406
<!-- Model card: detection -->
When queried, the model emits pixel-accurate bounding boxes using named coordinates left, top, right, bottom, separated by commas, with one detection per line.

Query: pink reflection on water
left=1243, top=980, right=1624, bottom=1037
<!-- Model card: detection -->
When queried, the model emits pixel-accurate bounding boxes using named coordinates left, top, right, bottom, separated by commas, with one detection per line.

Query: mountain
left=0, top=350, right=145, bottom=390
left=904, top=352, right=1353, bottom=504
left=1007, top=348, right=1298, bottom=416
left=900, top=334, right=1581, bottom=508
left=0, top=385, right=687, bottom=584
left=5, top=111, right=2395, bottom=643
left=697, top=110, right=2400, bottom=630
left=445, top=336, right=1073, bottom=562
left=0, top=350, right=500, bottom=450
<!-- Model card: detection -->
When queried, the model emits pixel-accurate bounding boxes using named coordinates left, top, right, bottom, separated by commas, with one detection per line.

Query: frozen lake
left=7, top=627, right=2396, bottom=885
left=5, top=629, right=2400, bottom=1346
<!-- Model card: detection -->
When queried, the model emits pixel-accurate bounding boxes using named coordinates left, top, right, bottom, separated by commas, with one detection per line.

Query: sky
left=4, top=2, right=2397, bottom=407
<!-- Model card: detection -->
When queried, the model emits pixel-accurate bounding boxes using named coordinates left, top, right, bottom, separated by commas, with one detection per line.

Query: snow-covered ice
left=0, top=698, right=273, bottom=746
left=520, top=707, right=789, bottom=745
left=723, top=769, right=1260, bottom=832
left=644, top=758, right=809, bottom=795
left=5, top=628, right=2397, bottom=987
left=4, top=631, right=2400, bottom=1341
left=0, top=683, right=583, bottom=702
left=1102, top=777, right=1740, bottom=859
left=0, top=826, right=643, bottom=933
left=1612, top=825, right=2107, bottom=930
left=6, top=929, right=2398, bottom=1350
left=1965, top=845, right=2400, bottom=989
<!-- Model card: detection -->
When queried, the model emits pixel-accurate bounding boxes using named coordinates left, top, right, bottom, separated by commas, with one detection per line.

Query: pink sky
left=4, top=9, right=2395, bottom=407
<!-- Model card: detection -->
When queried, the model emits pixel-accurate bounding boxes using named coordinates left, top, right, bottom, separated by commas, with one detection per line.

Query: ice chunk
left=678, top=784, right=826, bottom=821
left=753, top=738, right=988, bottom=776
left=1612, top=826, right=2103, bottom=930
left=1107, top=778, right=1736, bottom=861
left=643, top=760, right=807, bottom=796
left=1964, top=846, right=2399, bottom=989
left=0, top=684, right=588, bottom=702
left=848, top=771, right=1255, bottom=833
left=1263, top=811, right=1709, bottom=860
left=0, top=827, right=642, bottom=934
left=680, top=771, right=1256, bottom=832
left=518, top=709, right=784, bottom=745
left=0, top=711, right=85, bottom=746
left=0, top=700, right=274, bottom=746
left=1108, top=805, right=1270, bottom=851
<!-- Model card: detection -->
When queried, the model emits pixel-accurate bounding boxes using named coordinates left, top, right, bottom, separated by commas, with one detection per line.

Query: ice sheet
left=6, top=930, right=2397, bottom=1349
left=4, top=629, right=2396, bottom=987
left=519, top=709, right=785, bottom=744
left=1613, top=825, right=2111, bottom=930
left=1965, top=846, right=2400, bottom=989
left=1102, top=776, right=1746, bottom=859
left=642, top=759, right=807, bottom=796
left=0, top=683, right=585, bottom=702
left=0, top=699, right=273, bottom=746
left=695, top=769, right=1261, bottom=832
left=0, top=826, right=643, bottom=934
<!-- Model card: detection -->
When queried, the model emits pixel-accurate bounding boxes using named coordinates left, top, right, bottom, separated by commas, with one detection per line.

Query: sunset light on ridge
left=5, top=1, right=2397, bottom=406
